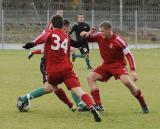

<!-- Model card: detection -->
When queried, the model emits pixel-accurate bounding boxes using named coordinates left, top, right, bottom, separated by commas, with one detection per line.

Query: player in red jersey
left=27, top=19, right=89, bottom=111
left=18, top=15, right=101, bottom=122
left=80, top=21, right=149, bottom=113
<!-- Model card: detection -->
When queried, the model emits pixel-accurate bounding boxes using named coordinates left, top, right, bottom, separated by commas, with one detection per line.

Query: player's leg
left=119, top=74, right=149, bottom=113
left=48, top=72, right=77, bottom=111
left=87, top=71, right=105, bottom=111
left=71, top=91, right=89, bottom=111
left=83, top=44, right=93, bottom=70
left=64, top=70, right=101, bottom=122
left=17, top=83, right=53, bottom=111
left=53, top=86, right=76, bottom=111
left=71, top=47, right=85, bottom=62
left=20, top=83, right=53, bottom=102
left=40, top=56, right=46, bottom=84
left=84, top=53, right=93, bottom=70
left=71, top=87, right=101, bottom=122
left=71, top=48, right=76, bottom=62
left=40, top=59, right=76, bottom=111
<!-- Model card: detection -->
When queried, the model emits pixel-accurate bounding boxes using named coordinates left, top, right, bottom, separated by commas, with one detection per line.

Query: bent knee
left=87, top=73, right=96, bottom=82
left=44, top=86, right=53, bottom=93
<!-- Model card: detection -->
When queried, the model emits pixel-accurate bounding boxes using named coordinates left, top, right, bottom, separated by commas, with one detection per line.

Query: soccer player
left=80, top=21, right=149, bottom=113
left=19, top=15, right=101, bottom=122
left=28, top=20, right=89, bottom=111
left=27, top=19, right=89, bottom=111
left=19, top=11, right=77, bottom=112
left=70, top=14, right=93, bottom=70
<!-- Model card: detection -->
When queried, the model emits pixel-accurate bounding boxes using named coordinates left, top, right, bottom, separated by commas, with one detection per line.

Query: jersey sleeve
left=69, top=23, right=77, bottom=34
left=33, top=31, right=50, bottom=45
left=116, top=36, right=136, bottom=71
left=86, top=32, right=101, bottom=43
left=31, top=49, right=44, bottom=55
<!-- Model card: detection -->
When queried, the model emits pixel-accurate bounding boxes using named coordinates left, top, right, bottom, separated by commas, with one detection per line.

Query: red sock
left=135, top=89, right=146, bottom=107
left=91, top=88, right=102, bottom=105
left=54, top=88, right=73, bottom=108
left=81, top=94, right=94, bottom=108
left=32, top=50, right=42, bottom=55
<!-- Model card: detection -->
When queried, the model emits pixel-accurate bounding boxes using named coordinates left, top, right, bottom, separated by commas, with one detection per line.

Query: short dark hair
left=78, top=13, right=83, bottom=16
left=99, top=21, right=112, bottom=29
left=63, top=19, right=70, bottom=26
left=51, top=15, right=63, bottom=29
left=78, top=13, right=84, bottom=17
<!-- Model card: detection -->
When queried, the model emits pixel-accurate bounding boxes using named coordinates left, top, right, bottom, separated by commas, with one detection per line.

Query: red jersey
left=87, top=33, right=136, bottom=70
left=33, top=28, right=73, bottom=74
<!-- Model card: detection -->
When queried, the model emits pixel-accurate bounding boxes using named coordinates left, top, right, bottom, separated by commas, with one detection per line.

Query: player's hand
left=28, top=52, right=33, bottom=59
left=23, top=42, right=35, bottom=49
left=80, top=31, right=89, bottom=38
left=130, top=71, right=138, bottom=82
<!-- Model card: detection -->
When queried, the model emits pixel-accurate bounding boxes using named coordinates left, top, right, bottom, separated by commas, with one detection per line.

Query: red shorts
left=47, top=69, right=80, bottom=90
left=94, top=64, right=128, bottom=82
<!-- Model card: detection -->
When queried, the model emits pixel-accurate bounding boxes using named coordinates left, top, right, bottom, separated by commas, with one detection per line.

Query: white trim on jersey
left=123, top=47, right=131, bottom=55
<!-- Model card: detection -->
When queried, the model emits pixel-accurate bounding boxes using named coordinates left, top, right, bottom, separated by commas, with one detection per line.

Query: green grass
left=0, top=49, right=160, bottom=129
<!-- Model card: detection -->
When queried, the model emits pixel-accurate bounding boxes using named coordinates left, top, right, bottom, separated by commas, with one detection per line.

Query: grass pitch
left=0, top=49, right=160, bottom=129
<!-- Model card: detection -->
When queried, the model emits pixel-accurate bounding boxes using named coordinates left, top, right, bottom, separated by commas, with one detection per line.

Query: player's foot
left=94, top=104, right=104, bottom=112
left=142, top=104, right=149, bottom=113
left=78, top=106, right=90, bottom=112
left=89, top=106, right=102, bottom=122
left=87, top=66, right=94, bottom=70
left=72, top=54, right=76, bottom=62
left=70, top=105, right=77, bottom=112
left=17, top=96, right=27, bottom=112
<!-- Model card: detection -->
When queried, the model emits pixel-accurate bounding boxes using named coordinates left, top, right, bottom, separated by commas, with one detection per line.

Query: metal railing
left=0, top=1, right=160, bottom=49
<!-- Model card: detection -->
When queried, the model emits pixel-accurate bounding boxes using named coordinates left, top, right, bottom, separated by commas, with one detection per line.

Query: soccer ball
left=22, top=100, right=31, bottom=112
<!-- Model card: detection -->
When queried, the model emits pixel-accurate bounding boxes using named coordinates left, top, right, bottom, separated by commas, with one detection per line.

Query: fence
left=0, top=1, right=160, bottom=49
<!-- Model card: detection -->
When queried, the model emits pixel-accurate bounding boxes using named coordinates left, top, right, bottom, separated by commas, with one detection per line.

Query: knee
left=87, top=74, right=95, bottom=82
left=44, top=86, right=53, bottom=94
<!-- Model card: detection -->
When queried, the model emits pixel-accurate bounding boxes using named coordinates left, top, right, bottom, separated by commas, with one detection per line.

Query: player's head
left=63, top=19, right=71, bottom=33
left=51, top=15, right=64, bottom=29
left=99, top=21, right=113, bottom=39
left=77, top=13, right=85, bottom=23
left=56, top=10, right=63, bottom=17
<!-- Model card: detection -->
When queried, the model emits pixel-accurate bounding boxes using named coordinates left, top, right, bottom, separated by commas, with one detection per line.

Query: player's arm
left=23, top=32, right=50, bottom=49
left=124, top=49, right=138, bottom=81
left=28, top=49, right=44, bottom=59
left=69, top=23, right=76, bottom=35
left=80, top=31, right=99, bottom=43
left=119, top=38, right=138, bottom=81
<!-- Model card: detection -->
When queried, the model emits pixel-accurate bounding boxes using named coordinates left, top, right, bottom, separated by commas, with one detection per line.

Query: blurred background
left=0, top=0, right=160, bottom=49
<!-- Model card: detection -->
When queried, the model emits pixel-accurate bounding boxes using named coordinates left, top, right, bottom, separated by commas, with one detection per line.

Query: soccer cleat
left=72, top=54, right=76, bottom=62
left=142, top=104, right=149, bottom=114
left=17, top=96, right=28, bottom=112
left=70, top=105, right=77, bottom=112
left=78, top=106, right=90, bottom=112
left=90, top=106, right=102, bottom=122
left=94, top=104, right=104, bottom=112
